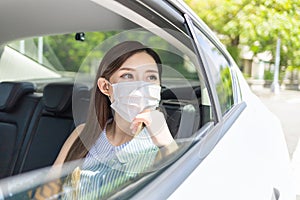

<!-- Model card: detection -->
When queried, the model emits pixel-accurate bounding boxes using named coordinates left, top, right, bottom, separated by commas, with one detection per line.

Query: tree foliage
left=43, top=32, right=118, bottom=72
left=185, top=0, right=300, bottom=67
left=41, top=31, right=193, bottom=79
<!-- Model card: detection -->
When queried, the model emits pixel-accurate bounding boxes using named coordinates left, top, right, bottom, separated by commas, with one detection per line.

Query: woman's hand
left=130, top=110, right=174, bottom=147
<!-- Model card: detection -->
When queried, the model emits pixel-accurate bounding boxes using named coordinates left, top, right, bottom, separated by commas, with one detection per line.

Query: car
left=0, top=0, right=295, bottom=199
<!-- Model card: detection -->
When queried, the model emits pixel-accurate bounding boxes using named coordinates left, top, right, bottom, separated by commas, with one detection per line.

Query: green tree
left=185, top=0, right=300, bottom=68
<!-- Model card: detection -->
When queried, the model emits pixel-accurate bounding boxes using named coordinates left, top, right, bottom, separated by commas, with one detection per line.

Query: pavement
left=251, top=86, right=300, bottom=199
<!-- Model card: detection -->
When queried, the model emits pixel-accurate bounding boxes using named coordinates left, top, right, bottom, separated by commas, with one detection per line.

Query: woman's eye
left=121, top=73, right=133, bottom=79
left=148, top=75, right=158, bottom=81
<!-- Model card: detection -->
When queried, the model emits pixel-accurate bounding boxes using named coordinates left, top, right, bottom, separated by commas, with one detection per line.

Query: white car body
left=170, top=71, right=295, bottom=200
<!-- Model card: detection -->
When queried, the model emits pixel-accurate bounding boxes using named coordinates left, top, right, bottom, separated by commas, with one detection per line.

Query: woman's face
left=97, top=51, right=161, bottom=124
left=109, top=51, right=160, bottom=85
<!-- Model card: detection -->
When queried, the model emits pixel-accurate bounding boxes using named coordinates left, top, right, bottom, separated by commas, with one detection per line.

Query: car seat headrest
left=72, top=84, right=91, bottom=124
left=0, top=81, right=35, bottom=112
left=43, top=83, right=73, bottom=113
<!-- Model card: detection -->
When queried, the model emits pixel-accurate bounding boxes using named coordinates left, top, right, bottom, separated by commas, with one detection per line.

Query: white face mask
left=110, top=81, right=161, bottom=122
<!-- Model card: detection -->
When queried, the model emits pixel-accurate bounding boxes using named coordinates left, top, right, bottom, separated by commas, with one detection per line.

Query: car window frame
left=183, top=13, right=247, bottom=141
left=185, top=15, right=246, bottom=117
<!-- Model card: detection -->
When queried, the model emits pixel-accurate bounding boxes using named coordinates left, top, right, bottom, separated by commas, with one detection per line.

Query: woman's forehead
left=121, top=52, right=157, bottom=68
left=118, top=65, right=158, bottom=72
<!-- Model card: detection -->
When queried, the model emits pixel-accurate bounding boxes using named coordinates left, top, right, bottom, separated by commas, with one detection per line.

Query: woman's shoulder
left=67, top=123, right=85, bottom=141
left=75, top=123, right=86, bottom=133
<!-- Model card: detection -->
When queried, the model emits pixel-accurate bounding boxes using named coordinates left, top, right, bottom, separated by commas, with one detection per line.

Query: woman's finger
left=133, top=113, right=151, bottom=126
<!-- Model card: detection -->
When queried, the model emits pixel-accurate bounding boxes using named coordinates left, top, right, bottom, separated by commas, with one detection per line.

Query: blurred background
left=184, top=0, right=300, bottom=89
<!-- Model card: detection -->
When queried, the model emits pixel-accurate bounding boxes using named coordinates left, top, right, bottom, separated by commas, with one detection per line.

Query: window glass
left=0, top=29, right=214, bottom=199
left=232, top=68, right=243, bottom=103
left=194, top=28, right=234, bottom=114
left=2, top=32, right=119, bottom=82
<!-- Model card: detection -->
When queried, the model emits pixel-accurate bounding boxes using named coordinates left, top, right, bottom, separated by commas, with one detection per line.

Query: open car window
left=0, top=1, right=216, bottom=199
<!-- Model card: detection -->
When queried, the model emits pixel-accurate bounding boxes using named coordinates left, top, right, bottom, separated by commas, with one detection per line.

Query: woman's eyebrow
left=119, top=67, right=158, bottom=73
left=119, top=67, right=135, bottom=71
left=145, top=69, right=159, bottom=73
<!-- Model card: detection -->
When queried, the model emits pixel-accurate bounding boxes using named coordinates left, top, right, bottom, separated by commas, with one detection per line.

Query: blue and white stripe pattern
left=62, top=127, right=158, bottom=199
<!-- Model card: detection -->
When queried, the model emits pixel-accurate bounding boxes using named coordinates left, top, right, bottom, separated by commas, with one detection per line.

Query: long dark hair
left=65, top=41, right=162, bottom=162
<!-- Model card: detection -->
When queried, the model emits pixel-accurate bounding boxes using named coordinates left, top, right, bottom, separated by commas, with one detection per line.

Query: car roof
left=0, top=0, right=137, bottom=45
left=0, top=0, right=220, bottom=47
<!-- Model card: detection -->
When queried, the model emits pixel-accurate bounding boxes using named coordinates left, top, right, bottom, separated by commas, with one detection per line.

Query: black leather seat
left=14, top=82, right=75, bottom=174
left=0, top=82, right=38, bottom=178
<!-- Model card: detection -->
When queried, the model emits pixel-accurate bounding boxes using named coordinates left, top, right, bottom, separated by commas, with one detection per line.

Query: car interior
left=0, top=76, right=210, bottom=180
left=0, top=82, right=75, bottom=178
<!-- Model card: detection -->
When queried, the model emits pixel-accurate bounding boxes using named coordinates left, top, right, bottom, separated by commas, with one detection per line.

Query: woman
left=50, top=41, right=178, bottom=199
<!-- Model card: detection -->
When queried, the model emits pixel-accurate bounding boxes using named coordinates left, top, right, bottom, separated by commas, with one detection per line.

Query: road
left=251, top=87, right=300, bottom=198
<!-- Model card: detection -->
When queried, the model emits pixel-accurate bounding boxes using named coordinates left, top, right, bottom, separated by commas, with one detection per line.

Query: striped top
left=62, top=127, right=159, bottom=199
